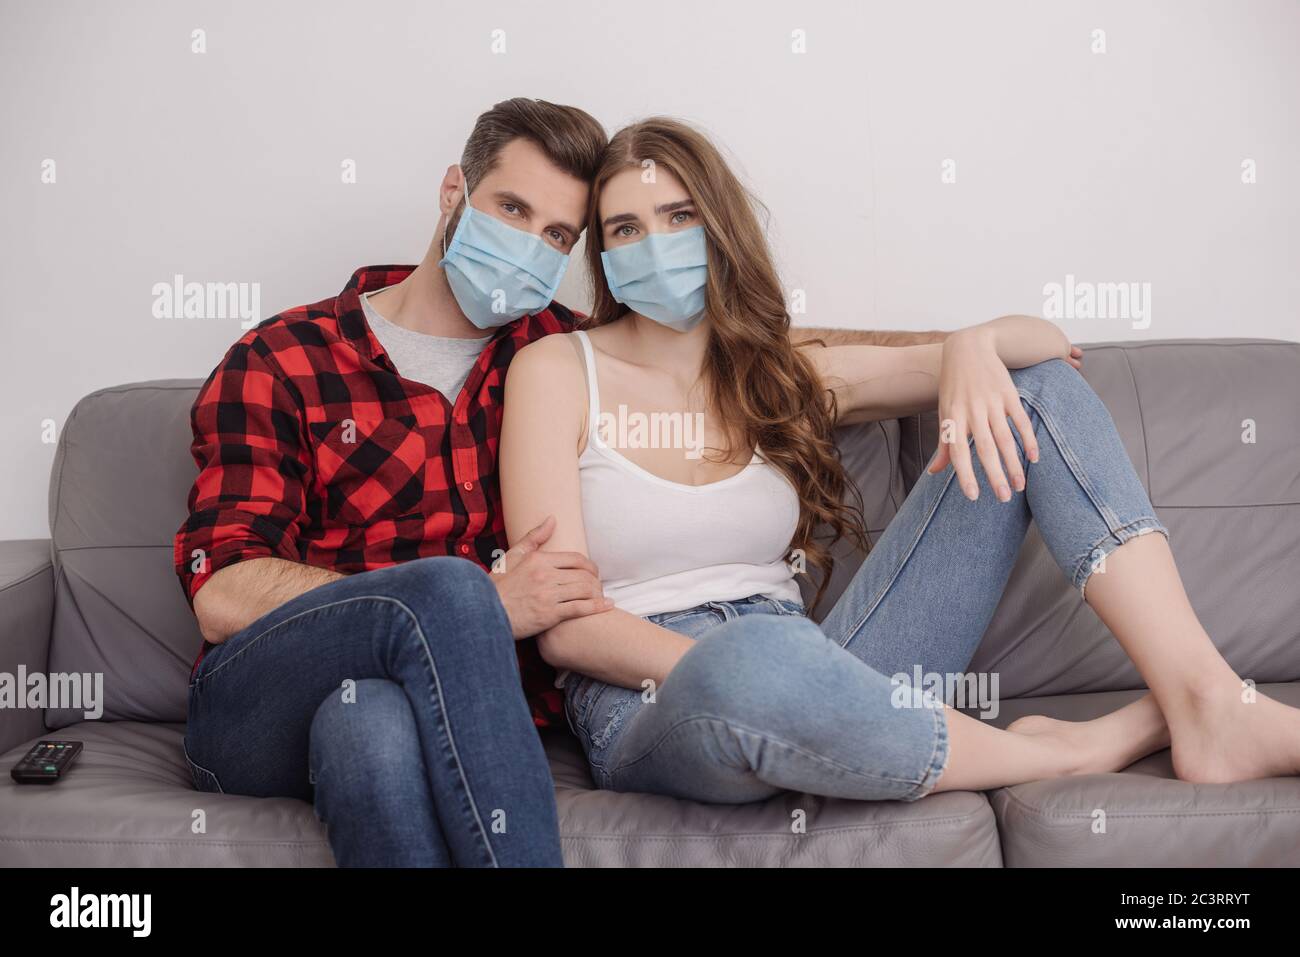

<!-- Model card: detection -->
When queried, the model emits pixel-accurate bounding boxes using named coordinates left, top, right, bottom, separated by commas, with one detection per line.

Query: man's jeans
left=564, top=359, right=1168, bottom=804
left=184, top=557, right=564, bottom=867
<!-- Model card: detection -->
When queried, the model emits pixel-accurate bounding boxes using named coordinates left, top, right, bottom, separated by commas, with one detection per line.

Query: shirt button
left=463, top=481, right=474, bottom=491
left=459, top=544, right=470, bottom=555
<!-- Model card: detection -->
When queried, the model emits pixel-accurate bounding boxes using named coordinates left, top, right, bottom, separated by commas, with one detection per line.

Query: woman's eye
left=615, top=224, right=637, bottom=238
left=671, top=211, right=694, bottom=225
left=547, top=229, right=566, bottom=245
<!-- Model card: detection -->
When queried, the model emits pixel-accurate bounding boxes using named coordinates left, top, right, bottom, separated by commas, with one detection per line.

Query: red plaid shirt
left=174, top=265, right=575, bottom=726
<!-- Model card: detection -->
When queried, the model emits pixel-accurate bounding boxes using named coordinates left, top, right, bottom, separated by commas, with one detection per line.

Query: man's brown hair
left=460, top=97, right=607, bottom=192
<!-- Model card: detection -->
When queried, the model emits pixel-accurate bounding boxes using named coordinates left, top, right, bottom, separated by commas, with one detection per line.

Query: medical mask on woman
left=600, top=226, right=709, bottom=333
left=437, top=170, right=570, bottom=329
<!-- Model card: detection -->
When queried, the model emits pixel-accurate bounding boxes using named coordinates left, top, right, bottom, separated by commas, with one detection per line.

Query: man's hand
left=492, top=515, right=613, bottom=639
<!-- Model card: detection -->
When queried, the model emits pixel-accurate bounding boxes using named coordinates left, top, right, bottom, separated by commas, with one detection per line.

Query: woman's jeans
left=184, top=557, right=564, bottom=868
left=565, top=359, right=1168, bottom=804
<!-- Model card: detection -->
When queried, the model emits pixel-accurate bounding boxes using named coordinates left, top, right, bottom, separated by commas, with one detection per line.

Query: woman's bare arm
left=803, top=315, right=1076, bottom=423
left=499, top=334, right=696, bottom=690
left=804, top=342, right=945, bottom=424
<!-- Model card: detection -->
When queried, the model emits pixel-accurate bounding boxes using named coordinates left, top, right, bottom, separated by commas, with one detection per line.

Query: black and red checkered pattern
left=174, top=265, right=575, bottom=726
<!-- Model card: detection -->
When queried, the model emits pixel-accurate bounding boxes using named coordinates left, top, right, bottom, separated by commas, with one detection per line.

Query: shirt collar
left=337, top=264, right=524, bottom=369
left=337, top=265, right=415, bottom=367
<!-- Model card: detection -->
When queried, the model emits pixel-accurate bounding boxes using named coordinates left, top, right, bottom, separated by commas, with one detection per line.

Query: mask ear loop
left=442, top=165, right=471, bottom=258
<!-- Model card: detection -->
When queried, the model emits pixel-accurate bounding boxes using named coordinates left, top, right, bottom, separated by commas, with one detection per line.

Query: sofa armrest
left=0, top=540, right=54, bottom=753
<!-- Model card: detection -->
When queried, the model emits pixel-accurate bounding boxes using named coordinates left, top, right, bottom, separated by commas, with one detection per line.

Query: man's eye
left=502, top=203, right=520, bottom=216
left=547, top=229, right=566, bottom=245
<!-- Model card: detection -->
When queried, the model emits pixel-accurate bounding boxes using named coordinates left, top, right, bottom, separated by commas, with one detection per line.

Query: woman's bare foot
left=1078, top=533, right=1300, bottom=785
left=1006, top=695, right=1169, bottom=776
left=1167, top=680, right=1300, bottom=784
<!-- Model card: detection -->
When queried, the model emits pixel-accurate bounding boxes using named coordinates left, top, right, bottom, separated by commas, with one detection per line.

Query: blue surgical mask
left=600, top=226, right=708, bottom=333
left=438, top=172, right=570, bottom=329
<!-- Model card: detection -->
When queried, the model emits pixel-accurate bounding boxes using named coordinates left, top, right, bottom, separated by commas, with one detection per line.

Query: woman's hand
left=926, top=326, right=1044, bottom=502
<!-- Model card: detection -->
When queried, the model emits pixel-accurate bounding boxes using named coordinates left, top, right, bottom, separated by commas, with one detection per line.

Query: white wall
left=2, top=0, right=1297, bottom=540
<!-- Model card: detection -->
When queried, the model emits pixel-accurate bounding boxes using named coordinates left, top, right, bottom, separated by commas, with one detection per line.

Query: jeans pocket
left=183, top=738, right=225, bottom=794
left=563, top=676, right=591, bottom=745
left=585, top=684, right=641, bottom=752
left=650, top=608, right=706, bottom=628
left=647, top=605, right=726, bottom=636
left=564, top=672, right=597, bottom=725
left=762, top=597, right=807, bottom=617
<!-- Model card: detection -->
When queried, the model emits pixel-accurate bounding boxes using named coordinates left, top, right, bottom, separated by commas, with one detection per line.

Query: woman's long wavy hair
left=583, top=118, right=867, bottom=610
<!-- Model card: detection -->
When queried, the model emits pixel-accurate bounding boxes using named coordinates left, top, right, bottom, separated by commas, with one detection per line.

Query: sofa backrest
left=43, top=339, right=1300, bottom=727
left=42, top=378, right=911, bottom=728
left=46, top=381, right=205, bottom=728
left=819, top=339, right=1300, bottom=700
left=963, top=339, right=1300, bottom=698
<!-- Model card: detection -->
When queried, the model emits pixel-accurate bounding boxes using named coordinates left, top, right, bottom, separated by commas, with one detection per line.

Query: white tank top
left=572, top=330, right=803, bottom=619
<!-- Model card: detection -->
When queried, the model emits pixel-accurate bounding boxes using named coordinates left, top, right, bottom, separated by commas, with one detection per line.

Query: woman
left=499, top=117, right=1300, bottom=803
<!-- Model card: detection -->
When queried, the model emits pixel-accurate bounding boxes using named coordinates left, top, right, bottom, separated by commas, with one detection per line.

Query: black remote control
left=10, top=740, right=83, bottom=784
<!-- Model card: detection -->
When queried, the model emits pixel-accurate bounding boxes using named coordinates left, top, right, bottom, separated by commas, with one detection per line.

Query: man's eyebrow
left=493, top=190, right=582, bottom=238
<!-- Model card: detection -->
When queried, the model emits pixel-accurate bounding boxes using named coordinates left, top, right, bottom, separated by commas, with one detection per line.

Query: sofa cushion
left=0, top=721, right=334, bottom=867
left=0, top=722, right=1000, bottom=867
left=543, top=731, right=1001, bottom=867
left=979, top=682, right=1300, bottom=867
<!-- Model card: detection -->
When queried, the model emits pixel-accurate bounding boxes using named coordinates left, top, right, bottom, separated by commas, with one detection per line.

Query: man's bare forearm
left=790, top=327, right=950, bottom=347
left=193, top=557, right=345, bottom=644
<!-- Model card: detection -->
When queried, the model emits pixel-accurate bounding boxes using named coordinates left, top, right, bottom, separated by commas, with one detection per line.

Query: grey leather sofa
left=2, top=338, right=1298, bottom=867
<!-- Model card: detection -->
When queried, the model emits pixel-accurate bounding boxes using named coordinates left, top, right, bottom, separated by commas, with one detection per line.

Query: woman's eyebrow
left=603, top=199, right=693, bottom=229
left=654, top=199, right=694, bottom=214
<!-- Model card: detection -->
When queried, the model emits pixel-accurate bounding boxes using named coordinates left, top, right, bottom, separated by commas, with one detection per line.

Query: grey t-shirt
left=361, top=288, right=490, bottom=399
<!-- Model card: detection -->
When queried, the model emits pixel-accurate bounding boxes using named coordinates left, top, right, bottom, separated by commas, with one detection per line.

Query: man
left=175, top=97, right=940, bottom=868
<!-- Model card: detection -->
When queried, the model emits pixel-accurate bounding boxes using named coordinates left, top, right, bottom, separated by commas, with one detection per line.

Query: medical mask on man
left=600, top=226, right=709, bottom=333
left=437, top=168, right=570, bottom=329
